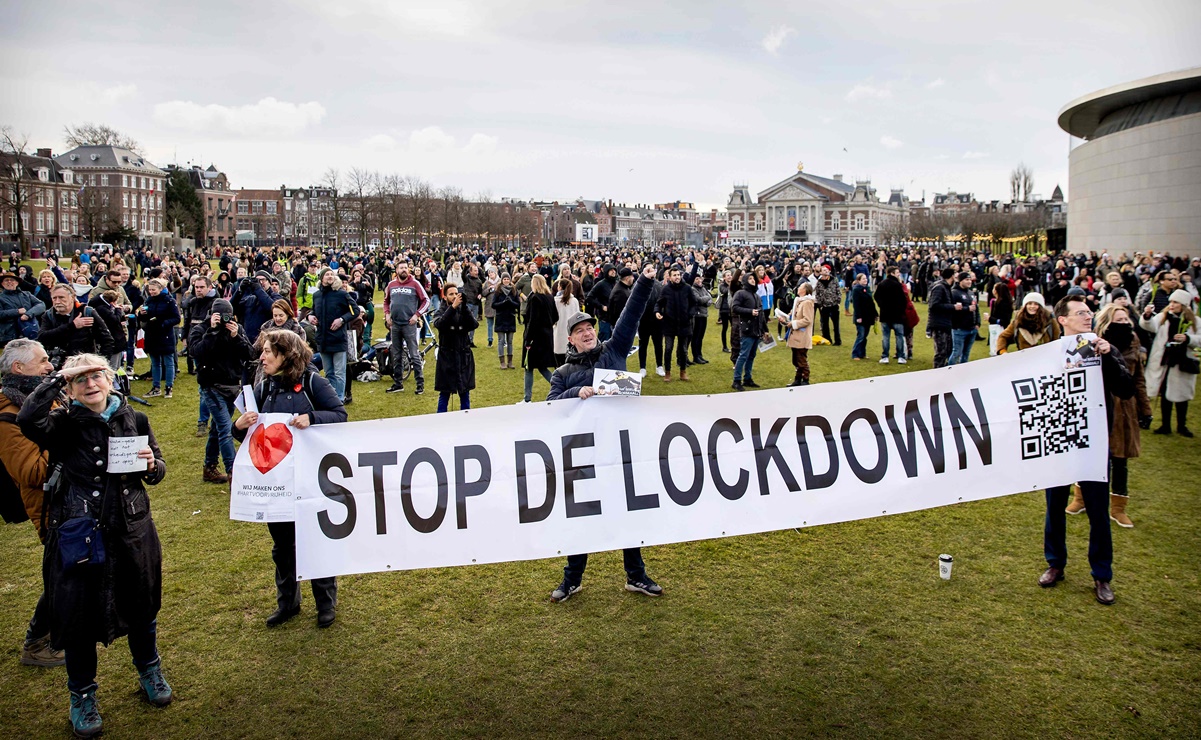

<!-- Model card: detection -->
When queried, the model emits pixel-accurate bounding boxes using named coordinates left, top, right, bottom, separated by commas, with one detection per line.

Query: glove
left=1138, top=415, right=1152, bottom=430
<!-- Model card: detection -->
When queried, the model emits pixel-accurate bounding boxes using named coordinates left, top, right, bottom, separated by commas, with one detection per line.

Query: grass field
left=1, top=297, right=1199, bottom=739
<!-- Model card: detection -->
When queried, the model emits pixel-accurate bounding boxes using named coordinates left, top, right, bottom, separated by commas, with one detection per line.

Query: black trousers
left=690, top=316, right=708, bottom=360
left=267, top=522, right=337, bottom=612
left=819, top=306, right=841, bottom=345
left=638, top=324, right=663, bottom=370
left=663, top=333, right=690, bottom=373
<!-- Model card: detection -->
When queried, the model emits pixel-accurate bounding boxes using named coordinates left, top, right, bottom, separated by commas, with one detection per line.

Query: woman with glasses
left=18, top=354, right=171, bottom=738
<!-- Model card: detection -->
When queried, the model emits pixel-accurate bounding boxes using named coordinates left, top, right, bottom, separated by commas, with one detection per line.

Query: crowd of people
left=1, top=240, right=1197, bottom=736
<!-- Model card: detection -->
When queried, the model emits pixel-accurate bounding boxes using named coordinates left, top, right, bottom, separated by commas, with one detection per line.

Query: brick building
left=233, top=188, right=284, bottom=244
left=166, top=163, right=236, bottom=249
left=0, top=147, right=82, bottom=252
left=54, top=145, right=167, bottom=239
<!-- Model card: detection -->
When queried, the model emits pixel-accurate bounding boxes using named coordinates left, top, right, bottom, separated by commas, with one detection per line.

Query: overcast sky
left=2, top=1, right=1198, bottom=210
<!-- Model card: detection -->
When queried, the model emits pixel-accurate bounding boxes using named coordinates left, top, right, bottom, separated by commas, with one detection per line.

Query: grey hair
left=62, top=353, right=116, bottom=386
left=0, top=339, right=46, bottom=374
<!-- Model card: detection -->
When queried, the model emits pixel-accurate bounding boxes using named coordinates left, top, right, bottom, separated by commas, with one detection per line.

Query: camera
left=221, top=313, right=235, bottom=325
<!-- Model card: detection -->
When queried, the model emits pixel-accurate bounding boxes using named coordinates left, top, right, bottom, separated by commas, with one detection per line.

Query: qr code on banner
left=1012, top=370, right=1089, bottom=459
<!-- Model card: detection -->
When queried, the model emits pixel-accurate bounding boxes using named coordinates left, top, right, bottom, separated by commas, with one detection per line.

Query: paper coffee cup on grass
left=939, top=554, right=953, bottom=580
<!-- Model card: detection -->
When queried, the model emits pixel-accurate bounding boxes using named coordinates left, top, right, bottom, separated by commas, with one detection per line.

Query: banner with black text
left=290, top=336, right=1109, bottom=580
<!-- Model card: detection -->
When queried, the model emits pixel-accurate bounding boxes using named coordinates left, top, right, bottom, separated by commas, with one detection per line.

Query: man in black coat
left=433, top=284, right=477, bottom=412
left=731, top=272, right=765, bottom=391
left=459, top=263, right=484, bottom=348
left=39, top=285, right=116, bottom=366
left=655, top=264, right=697, bottom=381
left=546, top=263, right=663, bottom=603
left=309, top=270, right=356, bottom=402
left=873, top=266, right=908, bottom=364
left=585, top=264, right=618, bottom=341
left=927, top=267, right=957, bottom=368
left=190, top=299, right=253, bottom=483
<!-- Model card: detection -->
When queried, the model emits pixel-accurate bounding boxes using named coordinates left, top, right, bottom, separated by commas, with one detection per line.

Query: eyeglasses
left=1069, top=310, right=1094, bottom=318
left=69, top=371, right=107, bottom=387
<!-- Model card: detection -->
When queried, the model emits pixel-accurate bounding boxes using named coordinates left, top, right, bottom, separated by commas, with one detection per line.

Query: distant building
left=166, top=164, right=235, bottom=248
left=233, top=188, right=283, bottom=244
left=0, top=147, right=82, bottom=251
left=930, top=190, right=978, bottom=215
left=282, top=186, right=338, bottom=247
left=54, top=145, right=167, bottom=238
left=724, top=169, right=908, bottom=246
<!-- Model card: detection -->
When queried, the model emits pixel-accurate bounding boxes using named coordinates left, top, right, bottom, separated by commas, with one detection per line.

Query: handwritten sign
left=107, top=435, right=150, bottom=473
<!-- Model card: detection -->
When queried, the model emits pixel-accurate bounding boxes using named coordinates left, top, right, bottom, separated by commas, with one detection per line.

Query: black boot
left=1178, top=402, right=1193, bottom=437
left=1155, top=397, right=1173, bottom=434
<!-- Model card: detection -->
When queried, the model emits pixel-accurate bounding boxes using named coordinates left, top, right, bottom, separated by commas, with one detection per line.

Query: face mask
left=1104, top=323, right=1134, bottom=350
left=74, top=283, right=93, bottom=298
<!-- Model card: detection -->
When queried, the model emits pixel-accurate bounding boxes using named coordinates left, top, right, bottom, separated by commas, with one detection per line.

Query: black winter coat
left=39, top=305, right=117, bottom=359
left=851, top=284, right=877, bottom=326
left=927, top=280, right=955, bottom=331
left=874, top=276, right=907, bottom=325
left=608, top=280, right=632, bottom=326
left=235, top=370, right=347, bottom=440
left=189, top=315, right=253, bottom=389
left=18, top=384, right=166, bottom=648
left=731, top=283, right=764, bottom=335
left=138, top=292, right=181, bottom=356
left=491, top=287, right=520, bottom=333
left=311, top=285, right=355, bottom=353
left=86, top=295, right=126, bottom=350
left=656, top=280, right=696, bottom=337
left=950, top=285, right=978, bottom=330
left=523, top=293, right=557, bottom=371
left=549, top=275, right=654, bottom=400
left=433, top=302, right=478, bottom=393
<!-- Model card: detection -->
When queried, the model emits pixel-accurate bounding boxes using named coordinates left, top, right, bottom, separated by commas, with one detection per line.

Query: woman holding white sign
left=18, top=353, right=171, bottom=738
left=235, top=330, right=347, bottom=628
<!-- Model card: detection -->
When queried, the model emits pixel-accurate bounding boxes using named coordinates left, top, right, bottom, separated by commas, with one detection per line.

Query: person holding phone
left=38, top=285, right=116, bottom=366
left=1140, top=289, right=1201, bottom=436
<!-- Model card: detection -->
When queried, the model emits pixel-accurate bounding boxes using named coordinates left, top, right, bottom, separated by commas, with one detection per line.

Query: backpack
left=0, top=413, right=29, bottom=524
left=253, top=370, right=318, bottom=414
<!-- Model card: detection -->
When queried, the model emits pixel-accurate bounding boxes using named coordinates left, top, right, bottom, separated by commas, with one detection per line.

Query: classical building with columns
left=724, top=168, right=908, bottom=246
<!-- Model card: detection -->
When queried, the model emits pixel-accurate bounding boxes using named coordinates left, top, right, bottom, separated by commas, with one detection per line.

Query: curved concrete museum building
left=1058, top=67, right=1201, bottom=258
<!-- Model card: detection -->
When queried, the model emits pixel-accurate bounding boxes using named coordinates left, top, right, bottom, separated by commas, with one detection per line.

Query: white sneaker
left=879, top=357, right=889, bottom=364
left=639, top=368, right=647, bottom=378
left=655, top=366, right=665, bottom=377
left=897, top=357, right=907, bottom=364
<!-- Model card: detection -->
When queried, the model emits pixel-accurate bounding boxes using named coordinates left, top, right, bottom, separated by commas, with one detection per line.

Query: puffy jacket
left=927, top=280, right=955, bottom=331
left=691, top=284, right=713, bottom=318
left=311, top=285, right=355, bottom=353
left=18, top=383, right=166, bottom=647
left=233, top=280, right=279, bottom=342
left=548, top=274, right=654, bottom=400
left=139, top=292, right=181, bottom=356
left=0, top=288, right=46, bottom=345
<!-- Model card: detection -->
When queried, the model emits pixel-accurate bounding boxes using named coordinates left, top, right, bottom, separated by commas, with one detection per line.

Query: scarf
left=1, top=372, right=46, bottom=407
left=564, top=342, right=603, bottom=368
left=72, top=394, right=122, bottom=421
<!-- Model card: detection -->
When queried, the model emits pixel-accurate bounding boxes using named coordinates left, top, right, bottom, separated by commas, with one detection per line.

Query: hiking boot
left=20, top=635, right=65, bottom=667
left=550, top=580, right=582, bottom=603
left=69, top=687, right=102, bottom=738
left=679, top=368, right=689, bottom=381
left=662, top=372, right=672, bottom=382
left=500, top=358, right=508, bottom=369
left=145, top=387, right=162, bottom=398
left=137, top=661, right=173, bottom=707
left=386, top=382, right=404, bottom=393
left=625, top=575, right=663, bottom=597
left=203, top=466, right=229, bottom=484
left=194, top=422, right=208, bottom=438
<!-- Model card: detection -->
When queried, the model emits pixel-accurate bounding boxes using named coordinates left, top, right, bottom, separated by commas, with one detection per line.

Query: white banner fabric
left=291, top=336, right=1109, bottom=580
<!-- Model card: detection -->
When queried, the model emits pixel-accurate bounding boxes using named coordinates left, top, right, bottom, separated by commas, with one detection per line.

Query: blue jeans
left=437, top=391, right=471, bottom=412
left=125, top=322, right=137, bottom=370
left=1045, top=482, right=1112, bottom=581
left=563, top=548, right=646, bottom=588
left=598, top=320, right=612, bottom=343
left=197, top=396, right=210, bottom=426
left=880, top=322, right=906, bottom=359
left=486, top=316, right=495, bottom=345
left=524, top=368, right=554, bottom=402
left=150, top=353, right=175, bottom=388
left=467, top=303, right=480, bottom=344
left=319, top=350, right=347, bottom=400
left=950, top=328, right=976, bottom=365
left=201, top=388, right=236, bottom=471
left=733, top=336, right=757, bottom=383
left=851, top=323, right=870, bottom=359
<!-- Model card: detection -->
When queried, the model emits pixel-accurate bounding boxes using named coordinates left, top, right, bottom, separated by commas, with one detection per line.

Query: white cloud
left=962, top=151, right=989, bottom=159
left=152, top=97, right=326, bottom=137
left=880, top=135, right=903, bottom=150
left=408, top=126, right=456, bottom=152
left=845, top=83, right=891, bottom=102
left=761, top=26, right=795, bottom=55
left=462, top=133, right=498, bottom=155
left=362, top=134, right=397, bottom=151
left=934, top=154, right=950, bottom=160
left=925, top=78, right=945, bottom=89
left=101, top=83, right=137, bottom=104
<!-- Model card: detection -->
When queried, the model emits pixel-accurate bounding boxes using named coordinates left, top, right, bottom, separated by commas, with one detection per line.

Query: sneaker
left=879, top=358, right=889, bottom=364
left=415, top=386, right=425, bottom=396
left=164, top=386, right=173, bottom=398
left=732, top=382, right=745, bottom=392
left=655, top=366, right=666, bottom=377
left=20, top=635, right=65, bottom=667
left=137, top=662, right=173, bottom=707
left=386, top=383, right=404, bottom=394
left=144, top=388, right=162, bottom=397
left=625, top=576, right=663, bottom=597
left=550, top=580, right=582, bottom=603
left=639, top=368, right=647, bottom=378
left=69, top=688, right=102, bottom=738
left=897, top=358, right=907, bottom=365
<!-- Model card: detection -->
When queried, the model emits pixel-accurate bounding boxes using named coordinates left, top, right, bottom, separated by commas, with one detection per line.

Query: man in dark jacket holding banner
left=546, top=262, right=662, bottom=603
